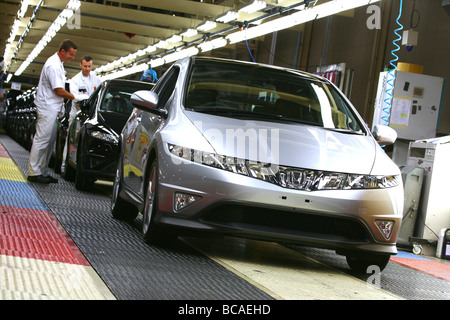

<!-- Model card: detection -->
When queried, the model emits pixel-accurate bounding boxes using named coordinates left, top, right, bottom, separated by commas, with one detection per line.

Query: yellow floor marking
left=183, top=237, right=402, bottom=300
left=0, top=254, right=116, bottom=300
left=0, top=158, right=27, bottom=182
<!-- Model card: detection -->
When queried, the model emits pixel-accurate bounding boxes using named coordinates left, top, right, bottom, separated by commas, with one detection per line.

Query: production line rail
left=1, top=133, right=449, bottom=302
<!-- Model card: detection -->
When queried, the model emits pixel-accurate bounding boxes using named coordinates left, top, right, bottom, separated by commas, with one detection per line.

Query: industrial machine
left=407, top=136, right=450, bottom=243
left=372, top=70, right=445, bottom=166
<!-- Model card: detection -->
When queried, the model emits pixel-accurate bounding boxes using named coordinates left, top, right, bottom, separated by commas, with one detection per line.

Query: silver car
left=112, top=56, right=403, bottom=273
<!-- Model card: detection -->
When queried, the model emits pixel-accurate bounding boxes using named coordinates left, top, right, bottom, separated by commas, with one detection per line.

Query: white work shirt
left=70, top=72, right=101, bottom=98
left=69, top=72, right=102, bottom=112
left=34, top=52, right=66, bottom=111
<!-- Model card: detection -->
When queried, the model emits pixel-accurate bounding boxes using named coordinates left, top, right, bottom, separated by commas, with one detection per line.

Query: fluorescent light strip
left=216, top=11, right=239, bottom=23
left=164, top=47, right=199, bottom=64
left=4, top=0, right=39, bottom=70
left=239, top=0, right=266, bottom=14
left=198, top=37, right=227, bottom=52
left=96, top=0, right=380, bottom=79
left=227, top=0, right=381, bottom=44
left=181, top=28, right=198, bottom=39
left=197, top=20, right=217, bottom=32
left=14, top=0, right=81, bottom=76
left=100, top=63, right=149, bottom=81
left=18, top=0, right=30, bottom=18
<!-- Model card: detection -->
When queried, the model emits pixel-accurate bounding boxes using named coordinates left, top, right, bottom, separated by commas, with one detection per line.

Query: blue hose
left=382, top=0, right=403, bottom=125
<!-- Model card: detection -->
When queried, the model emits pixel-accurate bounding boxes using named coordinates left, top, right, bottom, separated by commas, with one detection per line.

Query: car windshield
left=101, top=82, right=152, bottom=114
left=184, top=60, right=364, bottom=132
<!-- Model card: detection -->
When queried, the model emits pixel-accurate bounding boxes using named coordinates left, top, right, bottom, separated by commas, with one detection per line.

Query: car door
left=124, top=66, right=180, bottom=198
left=66, top=84, right=102, bottom=166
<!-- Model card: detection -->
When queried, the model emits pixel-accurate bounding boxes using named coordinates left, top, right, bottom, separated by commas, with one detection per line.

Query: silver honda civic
left=112, top=56, right=403, bottom=273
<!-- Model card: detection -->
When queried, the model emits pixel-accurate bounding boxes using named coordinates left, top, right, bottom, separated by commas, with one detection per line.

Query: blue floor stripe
left=0, top=179, right=49, bottom=211
left=396, top=250, right=432, bottom=261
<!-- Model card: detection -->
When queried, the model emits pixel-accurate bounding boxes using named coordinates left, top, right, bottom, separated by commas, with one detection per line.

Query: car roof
left=106, top=79, right=154, bottom=87
left=189, top=56, right=325, bottom=82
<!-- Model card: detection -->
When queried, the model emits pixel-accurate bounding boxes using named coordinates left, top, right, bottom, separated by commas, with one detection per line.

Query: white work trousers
left=28, top=106, right=59, bottom=177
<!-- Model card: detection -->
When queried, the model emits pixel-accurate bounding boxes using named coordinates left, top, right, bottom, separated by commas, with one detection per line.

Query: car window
left=184, top=61, right=363, bottom=132
left=153, top=66, right=179, bottom=109
left=100, top=82, right=153, bottom=114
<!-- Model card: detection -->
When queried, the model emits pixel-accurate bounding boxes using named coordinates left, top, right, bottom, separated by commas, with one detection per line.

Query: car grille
left=201, top=204, right=371, bottom=243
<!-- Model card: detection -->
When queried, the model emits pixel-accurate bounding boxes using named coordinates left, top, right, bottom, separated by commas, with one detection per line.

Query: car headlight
left=168, top=144, right=400, bottom=191
left=88, top=130, right=118, bottom=144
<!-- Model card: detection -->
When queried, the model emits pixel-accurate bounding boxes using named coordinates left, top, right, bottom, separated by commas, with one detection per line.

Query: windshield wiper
left=323, top=127, right=365, bottom=135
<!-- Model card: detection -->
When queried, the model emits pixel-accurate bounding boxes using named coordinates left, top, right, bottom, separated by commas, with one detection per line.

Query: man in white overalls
left=28, top=40, right=77, bottom=183
left=61, top=55, right=102, bottom=173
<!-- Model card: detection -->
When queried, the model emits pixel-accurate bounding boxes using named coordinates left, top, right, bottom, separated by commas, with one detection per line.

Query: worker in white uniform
left=61, top=55, right=101, bottom=173
left=27, top=40, right=78, bottom=184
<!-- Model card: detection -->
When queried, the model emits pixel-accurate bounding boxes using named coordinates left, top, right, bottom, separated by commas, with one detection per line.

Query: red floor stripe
left=0, top=143, right=10, bottom=158
left=391, top=257, right=450, bottom=282
left=0, top=205, right=90, bottom=266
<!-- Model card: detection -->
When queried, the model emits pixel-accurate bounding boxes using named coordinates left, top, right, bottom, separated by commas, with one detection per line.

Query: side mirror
left=372, top=124, right=397, bottom=145
left=80, top=99, right=91, bottom=114
left=131, top=90, right=167, bottom=118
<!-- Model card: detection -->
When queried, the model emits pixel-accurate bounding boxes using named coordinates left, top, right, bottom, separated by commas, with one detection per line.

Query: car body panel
left=116, top=56, right=404, bottom=258
left=65, top=79, right=154, bottom=182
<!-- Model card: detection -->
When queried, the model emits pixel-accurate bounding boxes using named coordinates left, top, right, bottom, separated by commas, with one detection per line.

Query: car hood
left=183, top=111, right=398, bottom=175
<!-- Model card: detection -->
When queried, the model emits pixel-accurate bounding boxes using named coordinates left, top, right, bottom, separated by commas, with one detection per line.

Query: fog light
left=375, top=220, right=395, bottom=240
left=174, top=192, right=201, bottom=212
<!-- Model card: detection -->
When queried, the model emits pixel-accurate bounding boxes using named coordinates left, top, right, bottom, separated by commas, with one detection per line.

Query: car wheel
left=111, top=158, right=138, bottom=221
left=63, top=143, right=75, bottom=181
left=53, top=130, right=62, bottom=173
left=142, top=158, right=175, bottom=245
left=75, top=145, right=93, bottom=190
left=346, top=253, right=390, bottom=274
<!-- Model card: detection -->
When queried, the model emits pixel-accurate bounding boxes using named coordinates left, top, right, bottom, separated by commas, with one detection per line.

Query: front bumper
left=153, top=148, right=403, bottom=256
left=82, top=136, right=119, bottom=180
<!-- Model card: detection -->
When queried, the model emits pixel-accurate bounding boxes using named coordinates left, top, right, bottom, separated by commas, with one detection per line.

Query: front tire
left=142, top=158, right=175, bottom=245
left=111, top=158, right=138, bottom=221
left=75, top=144, right=93, bottom=190
left=346, top=253, right=390, bottom=274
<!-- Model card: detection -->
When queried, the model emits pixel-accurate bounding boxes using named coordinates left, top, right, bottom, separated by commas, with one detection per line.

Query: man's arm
left=54, top=87, right=75, bottom=100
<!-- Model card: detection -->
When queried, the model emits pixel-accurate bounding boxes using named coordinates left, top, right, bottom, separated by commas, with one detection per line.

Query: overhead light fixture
left=197, top=37, right=227, bottom=52
left=155, top=40, right=169, bottom=48
left=100, top=63, right=148, bottom=81
left=164, top=47, right=199, bottom=63
left=216, top=11, right=239, bottom=23
left=239, top=0, right=266, bottom=14
left=149, top=57, right=165, bottom=68
left=14, top=0, right=81, bottom=76
left=18, top=0, right=30, bottom=18
left=167, top=34, right=182, bottom=43
left=89, top=0, right=382, bottom=79
left=144, top=45, right=156, bottom=53
left=181, top=28, right=198, bottom=39
left=197, top=21, right=217, bottom=32
left=227, top=0, right=381, bottom=44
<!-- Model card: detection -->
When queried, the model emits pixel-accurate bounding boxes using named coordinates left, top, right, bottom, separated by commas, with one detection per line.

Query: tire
left=142, top=158, right=175, bottom=245
left=63, top=143, right=75, bottom=181
left=111, top=158, right=138, bottom=221
left=346, top=253, right=390, bottom=274
left=74, top=144, right=93, bottom=190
